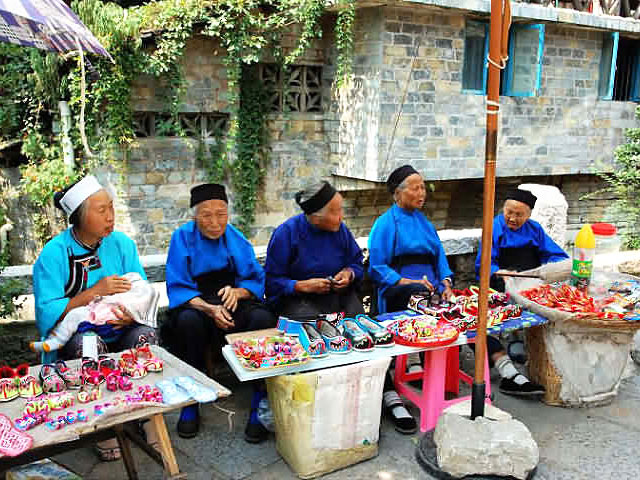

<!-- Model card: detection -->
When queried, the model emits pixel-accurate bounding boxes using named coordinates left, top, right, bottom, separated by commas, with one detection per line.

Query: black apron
left=491, top=246, right=541, bottom=292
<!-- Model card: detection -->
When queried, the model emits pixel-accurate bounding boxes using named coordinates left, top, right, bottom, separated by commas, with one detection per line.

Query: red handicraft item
left=232, top=336, right=310, bottom=370
left=0, top=413, right=33, bottom=457
left=387, top=315, right=459, bottom=347
left=519, top=283, right=625, bottom=319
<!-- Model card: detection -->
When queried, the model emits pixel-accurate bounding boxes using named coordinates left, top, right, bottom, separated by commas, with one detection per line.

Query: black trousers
left=278, top=288, right=364, bottom=318
left=163, top=300, right=275, bottom=373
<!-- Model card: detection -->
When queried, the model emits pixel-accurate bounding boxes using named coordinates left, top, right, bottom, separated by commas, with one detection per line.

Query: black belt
left=497, top=246, right=541, bottom=273
left=194, top=268, right=236, bottom=305
left=390, top=254, right=434, bottom=269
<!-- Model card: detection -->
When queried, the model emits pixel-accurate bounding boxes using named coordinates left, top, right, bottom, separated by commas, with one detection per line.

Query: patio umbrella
left=472, top=0, right=512, bottom=419
left=0, top=0, right=112, bottom=60
left=0, top=0, right=113, bottom=157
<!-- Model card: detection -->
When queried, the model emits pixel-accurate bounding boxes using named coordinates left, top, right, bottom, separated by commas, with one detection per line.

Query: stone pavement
left=50, top=354, right=640, bottom=480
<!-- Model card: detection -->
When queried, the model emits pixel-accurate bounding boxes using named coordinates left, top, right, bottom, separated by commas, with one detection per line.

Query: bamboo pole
left=471, top=0, right=509, bottom=420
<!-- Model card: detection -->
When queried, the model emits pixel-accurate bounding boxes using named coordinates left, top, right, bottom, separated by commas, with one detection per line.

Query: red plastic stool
left=393, top=344, right=492, bottom=432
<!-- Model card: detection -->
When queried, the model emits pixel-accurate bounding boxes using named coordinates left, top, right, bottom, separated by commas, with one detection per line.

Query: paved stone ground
left=47, top=353, right=640, bottom=480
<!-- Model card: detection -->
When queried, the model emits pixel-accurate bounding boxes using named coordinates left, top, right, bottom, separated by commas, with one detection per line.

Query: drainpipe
left=59, top=101, right=75, bottom=173
left=0, top=222, right=13, bottom=255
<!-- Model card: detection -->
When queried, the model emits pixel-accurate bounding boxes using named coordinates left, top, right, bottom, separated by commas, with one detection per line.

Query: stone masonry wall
left=334, top=5, right=640, bottom=182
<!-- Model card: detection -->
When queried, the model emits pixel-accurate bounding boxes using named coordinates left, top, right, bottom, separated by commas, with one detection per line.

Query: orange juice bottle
left=570, top=224, right=596, bottom=290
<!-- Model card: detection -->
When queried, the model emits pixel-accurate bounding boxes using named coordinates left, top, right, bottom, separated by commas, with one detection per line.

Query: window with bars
left=462, top=21, right=489, bottom=94
left=258, top=64, right=323, bottom=113
left=599, top=34, right=640, bottom=102
left=133, top=112, right=229, bottom=138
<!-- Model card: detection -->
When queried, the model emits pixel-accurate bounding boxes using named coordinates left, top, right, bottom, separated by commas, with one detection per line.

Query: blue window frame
left=632, top=49, right=640, bottom=102
left=503, top=24, right=546, bottom=97
left=462, top=21, right=489, bottom=94
left=598, top=32, right=619, bottom=100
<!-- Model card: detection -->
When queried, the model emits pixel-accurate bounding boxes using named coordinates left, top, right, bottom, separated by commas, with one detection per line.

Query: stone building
left=3, top=0, right=640, bottom=263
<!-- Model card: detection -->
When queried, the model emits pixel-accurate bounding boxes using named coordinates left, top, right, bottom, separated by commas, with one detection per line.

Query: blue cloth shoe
left=317, top=319, right=351, bottom=354
left=341, top=318, right=374, bottom=352
left=354, top=314, right=395, bottom=347
left=177, top=404, right=199, bottom=439
left=298, top=323, right=328, bottom=358
left=245, top=390, right=268, bottom=444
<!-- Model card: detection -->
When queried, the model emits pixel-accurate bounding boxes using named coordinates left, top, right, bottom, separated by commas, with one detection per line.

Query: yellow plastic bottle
left=570, top=224, right=596, bottom=290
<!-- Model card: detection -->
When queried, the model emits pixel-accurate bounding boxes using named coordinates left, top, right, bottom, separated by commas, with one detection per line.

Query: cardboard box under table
left=0, top=346, right=231, bottom=480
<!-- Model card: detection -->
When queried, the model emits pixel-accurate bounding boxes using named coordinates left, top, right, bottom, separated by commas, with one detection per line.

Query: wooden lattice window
left=133, top=112, right=229, bottom=137
left=258, top=64, right=323, bottom=113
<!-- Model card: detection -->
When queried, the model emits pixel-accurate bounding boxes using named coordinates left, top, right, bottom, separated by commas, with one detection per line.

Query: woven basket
left=525, top=325, right=564, bottom=406
left=525, top=322, right=633, bottom=407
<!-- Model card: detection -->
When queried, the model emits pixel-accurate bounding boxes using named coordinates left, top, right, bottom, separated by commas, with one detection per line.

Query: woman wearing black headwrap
left=163, top=183, right=275, bottom=441
left=368, top=165, right=454, bottom=314
left=265, top=181, right=364, bottom=317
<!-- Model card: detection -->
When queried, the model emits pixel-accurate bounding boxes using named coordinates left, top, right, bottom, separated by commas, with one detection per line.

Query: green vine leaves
left=2, top=0, right=358, bottom=238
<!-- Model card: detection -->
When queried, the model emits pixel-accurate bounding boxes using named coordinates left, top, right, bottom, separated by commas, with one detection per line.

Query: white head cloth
left=59, top=175, right=103, bottom=216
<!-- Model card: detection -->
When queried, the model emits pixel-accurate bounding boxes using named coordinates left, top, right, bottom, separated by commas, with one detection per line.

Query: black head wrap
left=506, top=188, right=537, bottom=210
left=190, top=183, right=228, bottom=208
left=386, top=165, right=419, bottom=194
left=295, top=182, right=337, bottom=215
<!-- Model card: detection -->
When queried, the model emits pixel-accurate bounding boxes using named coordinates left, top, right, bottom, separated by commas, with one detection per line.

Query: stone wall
left=334, top=5, right=640, bottom=182
left=2, top=3, right=639, bottom=262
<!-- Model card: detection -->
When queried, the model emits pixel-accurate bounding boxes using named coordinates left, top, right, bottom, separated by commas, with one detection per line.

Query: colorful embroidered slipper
left=55, top=360, right=82, bottom=390
left=316, top=319, right=351, bottom=354
left=17, top=364, right=43, bottom=399
left=298, top=323, right=328, bottom=358
left=135, top=344, right=163, bottom=373
left=173, top=376, right=218, bottom=403
left=354, top=314, right=395, bottom=347
left=341, top=318, right=374, bottom=352
left=39, top=364, right=65, bottom=394
left=0, top=367, right=19, bottom=402
left=119, top=351, right=147, bottom=379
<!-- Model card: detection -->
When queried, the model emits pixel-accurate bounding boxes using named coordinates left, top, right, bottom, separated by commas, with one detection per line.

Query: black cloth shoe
left=177, top=407, right=200, bottom=439
left=499, top=376, right=545, bottom=397
left=244, top=417, right=269, bottom=444
left=383, top=390, right=418, bottom=434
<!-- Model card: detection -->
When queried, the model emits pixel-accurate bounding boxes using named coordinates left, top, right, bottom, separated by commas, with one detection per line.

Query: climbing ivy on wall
left=0, top=0, right=357, bottom=240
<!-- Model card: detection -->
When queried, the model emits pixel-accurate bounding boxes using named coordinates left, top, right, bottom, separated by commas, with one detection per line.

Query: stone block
left=146, top=172, right=166, bottom=185
left=434, top=413, right=539, bottom=480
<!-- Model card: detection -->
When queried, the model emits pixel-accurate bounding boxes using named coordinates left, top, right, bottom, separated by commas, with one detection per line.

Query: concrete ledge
left=0, top=229, right=483, bottom=294
left=406, top=0, right=640, bottom=33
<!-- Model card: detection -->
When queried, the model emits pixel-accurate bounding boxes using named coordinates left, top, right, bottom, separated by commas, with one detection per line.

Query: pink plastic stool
left=393, top=344, right=492, bottom=432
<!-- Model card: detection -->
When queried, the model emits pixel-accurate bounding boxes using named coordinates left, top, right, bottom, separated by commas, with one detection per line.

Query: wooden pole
left=471, top=0, right=507, bottom=420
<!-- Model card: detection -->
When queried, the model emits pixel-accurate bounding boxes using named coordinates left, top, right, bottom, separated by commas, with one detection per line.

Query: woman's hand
left=398, top=277, right=434, bottom=291
left=93, top=275, right=132, bottom=296
left=331, top=268, right=354, bottom=291
left=188, top=296, right=235, bottom=330
left=108, top=304, right=135, bottom=329
left=295, top=278, right=332, bottom=294
left=206, top=304, right=235, bottom=331
left=218, top=286, right=240, bottom=312
left=442, top=286, right=453, bottom=301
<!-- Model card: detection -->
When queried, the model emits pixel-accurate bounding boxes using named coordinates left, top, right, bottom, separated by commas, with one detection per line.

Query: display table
left=222, top=312, right=547, bottom=432
left=0, top=346, right=231, bottom=480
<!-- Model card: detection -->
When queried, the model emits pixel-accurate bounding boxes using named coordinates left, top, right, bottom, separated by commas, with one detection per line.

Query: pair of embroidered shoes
left=297, top=315, right=395, bottom=358
left=342, top=315, right=394, bottom=352
left=298, top=319, right=352, bottom=358
left=118, top=344, right=164, bottom=379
